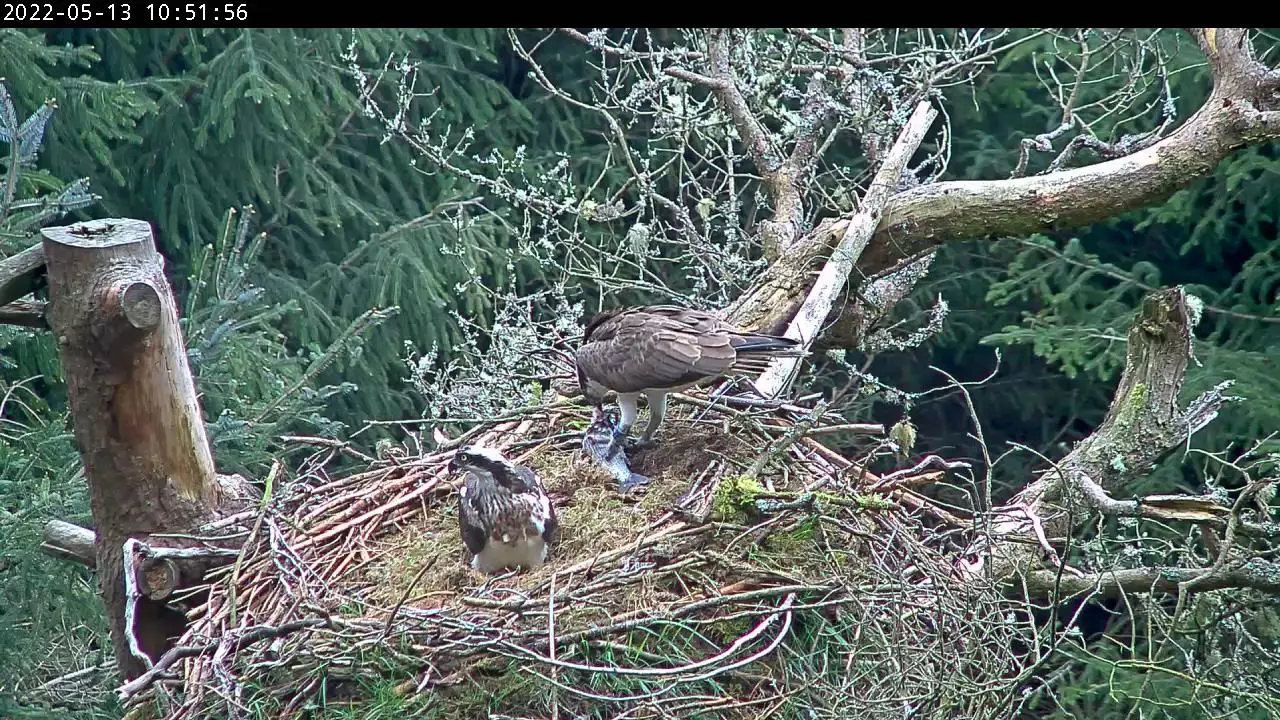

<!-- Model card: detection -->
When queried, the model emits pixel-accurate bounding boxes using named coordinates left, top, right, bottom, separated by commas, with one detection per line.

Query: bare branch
left=702, top=29, right=807, bottom=258
left=0, top=241, right=45, bottom=306
left=1025, top=561, right=1280, bottom=599
left=754, top=100, right=937, bottom=397
left=729, top=28, right=1280, bottom=349
left=41, top=519, right=96, bottom=567
left=855, top=28, right=1280, bottom=282
left=966, top=286, right=1237, bottom=585
left=0, top=298, right=47, bottom=328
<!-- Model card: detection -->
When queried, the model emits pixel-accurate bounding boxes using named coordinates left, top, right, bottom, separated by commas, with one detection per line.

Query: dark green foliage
left=2, top=28, right=593, bottom=429
left=0, top=72, right=390, bottom=716
left=0, top=379, right=118, bottom=719
left=181, top=204, right=389, bottom=478
left=0, top=78, right=117, bottom=718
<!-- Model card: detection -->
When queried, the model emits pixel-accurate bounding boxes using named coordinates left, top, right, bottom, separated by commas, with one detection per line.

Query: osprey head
left=449, top=445, right=511, bottom=476
left=582, top=307, right=623, bottom=339
left=449, top=445, right=536, bottom=493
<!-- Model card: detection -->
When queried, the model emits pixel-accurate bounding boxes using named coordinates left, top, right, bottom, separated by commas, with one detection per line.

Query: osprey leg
left=638, top=390, right=668, bottom=445
left=612, top=391, right=661, bottom=454
left=615, top=393, right=641, bottom=435
left=608, top=393, right=641, bottom=456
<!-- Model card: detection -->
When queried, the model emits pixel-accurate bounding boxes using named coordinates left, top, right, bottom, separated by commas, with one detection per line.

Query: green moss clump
left=713, top=474, right=766, bottom=522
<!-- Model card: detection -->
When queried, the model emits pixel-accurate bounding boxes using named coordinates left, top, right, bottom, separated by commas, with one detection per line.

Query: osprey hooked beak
left=576, top=366, right=608, bottom=410
left=453, top=443, right=559, bottom=575
left=448, top=446, right=491, bottom=475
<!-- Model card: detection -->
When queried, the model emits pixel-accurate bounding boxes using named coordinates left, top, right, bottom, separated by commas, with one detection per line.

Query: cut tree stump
left=42, top=218, right=222, bottom=680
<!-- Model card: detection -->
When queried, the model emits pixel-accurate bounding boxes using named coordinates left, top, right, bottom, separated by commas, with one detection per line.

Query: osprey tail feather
left=731, top=334, right=807, bottom=357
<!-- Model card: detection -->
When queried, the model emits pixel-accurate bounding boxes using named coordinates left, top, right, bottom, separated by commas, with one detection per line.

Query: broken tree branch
left=1024, top=560, right=1280, bottom=599
left=730, top=29, right=1280, bottom=348
left=965, top=286, right=1236, bottom=587
left=754, top=100, right=937, bottom=397
left=0, top=298, right=48, bottom=328
left=0, top=241, right=46, bottom=306
left=41, top=519, right=96, bottom=567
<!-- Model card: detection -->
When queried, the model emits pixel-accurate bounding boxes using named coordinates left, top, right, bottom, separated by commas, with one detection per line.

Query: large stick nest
left=129, top=388, right=1030, bottom=719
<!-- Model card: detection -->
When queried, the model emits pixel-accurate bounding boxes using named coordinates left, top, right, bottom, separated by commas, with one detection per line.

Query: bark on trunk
left=41, top=218, right=221, bottom=680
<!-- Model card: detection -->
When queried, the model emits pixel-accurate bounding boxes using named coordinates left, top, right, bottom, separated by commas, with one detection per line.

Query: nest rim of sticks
left=126, top=385, right=1027, bottom=720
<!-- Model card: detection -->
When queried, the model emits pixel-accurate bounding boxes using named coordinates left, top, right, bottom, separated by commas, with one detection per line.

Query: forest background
left=0, top=27, right=1277, bottom=719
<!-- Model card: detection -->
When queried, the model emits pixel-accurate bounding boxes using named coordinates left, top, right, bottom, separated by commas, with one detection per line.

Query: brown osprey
left=450, top=445, right=558, bottom=574
left=574, top=305, right=804, bottom=449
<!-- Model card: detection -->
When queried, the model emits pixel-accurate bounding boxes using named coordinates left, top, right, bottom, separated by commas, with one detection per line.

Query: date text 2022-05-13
left=2, top=2, right=251, bottom=25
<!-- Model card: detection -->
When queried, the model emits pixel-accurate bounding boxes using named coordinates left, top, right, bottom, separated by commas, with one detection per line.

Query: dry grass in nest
left=124, top=389, right=1031, bottom=720
left=361, top=439, right=690, bottom=617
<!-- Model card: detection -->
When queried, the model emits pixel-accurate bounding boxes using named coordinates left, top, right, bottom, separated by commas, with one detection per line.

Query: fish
left=582, top=405, right=652, bottom=493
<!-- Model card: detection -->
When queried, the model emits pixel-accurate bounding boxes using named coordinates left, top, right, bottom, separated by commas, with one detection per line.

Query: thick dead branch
left=41, top=519, right=96, bottom=567
left=1070, top=480, right=1280, bottom=537
left=1025, top=560, right=1280, bottom=599
left=42, top=218, right=223, bottom=680
left=0, top=242, right=46, bottom=306
left=967, top=286, right=1234, bottom=586
left=861, top=29, right=1279, bottom=271
left=754, top=100, right=937, bottom=397
left=1076, top=477, right=1229, bottom=523
left=734, top=29, right=1280, bottom=346
left=41, top=521, right=191, bottom=600
left=0, top=298, right=48, bottom=328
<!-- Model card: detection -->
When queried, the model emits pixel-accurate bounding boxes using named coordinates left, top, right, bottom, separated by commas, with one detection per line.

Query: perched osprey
left=573, top=305, right=805, bottom=449
left=449, top=445, right=558, bottom=575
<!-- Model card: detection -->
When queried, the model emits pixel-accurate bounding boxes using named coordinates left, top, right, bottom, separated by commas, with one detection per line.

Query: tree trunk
left=41, top=218, right=221, bottom=680
left=961, top=287, right=1233, bottom=587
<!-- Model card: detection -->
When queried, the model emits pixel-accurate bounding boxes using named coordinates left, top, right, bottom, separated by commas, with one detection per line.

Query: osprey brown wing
left=576, top=309, right=741, bottom=393
left=458, top=481, right=487, bottom=555
left=515, top=465, right=559, bottom=544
